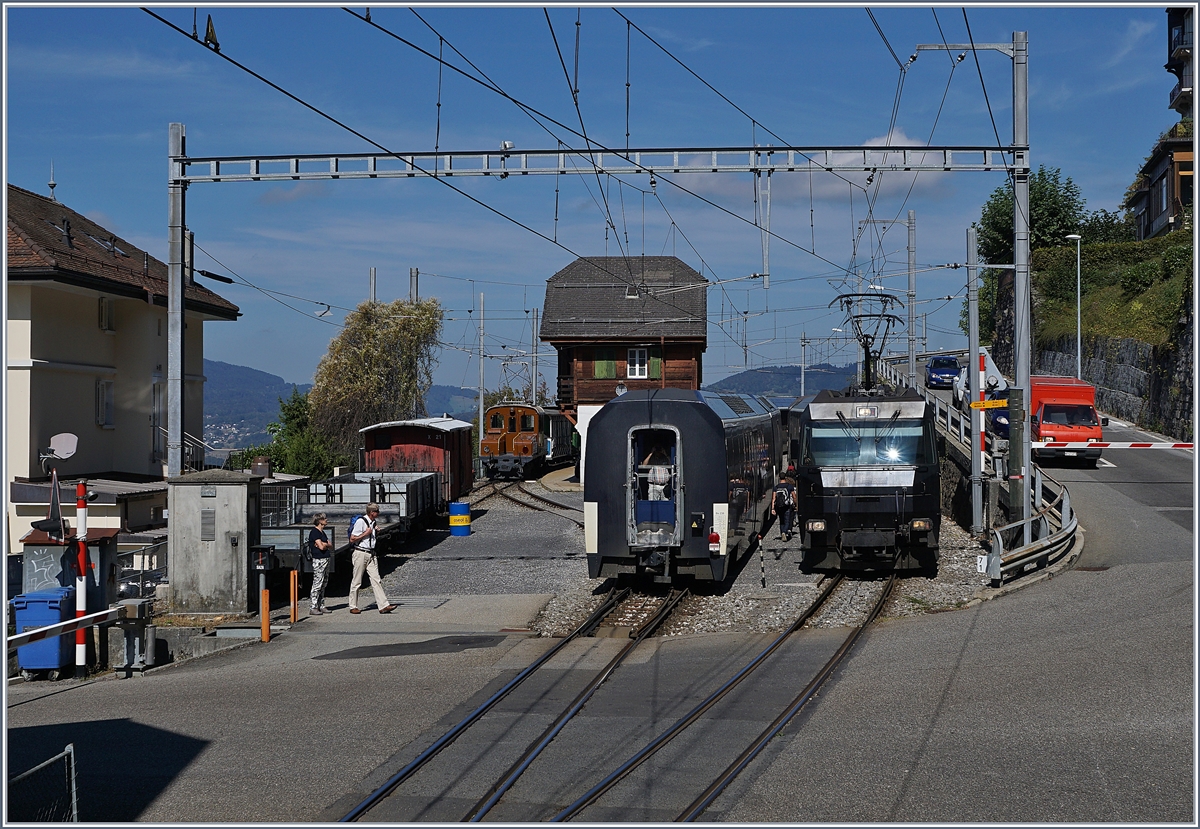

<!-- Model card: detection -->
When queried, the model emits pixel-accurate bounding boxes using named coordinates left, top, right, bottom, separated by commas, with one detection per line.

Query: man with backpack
left=348, top=504, right=397, bottom=614
left=771, top=476, right=797, bottom=542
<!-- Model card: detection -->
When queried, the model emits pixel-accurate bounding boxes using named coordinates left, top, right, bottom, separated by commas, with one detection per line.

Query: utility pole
left=967, top=228, right=983, bottom=535
left=1013, top=31, right=1032, bottom=541
left=167, top=123, right=185, bottom=479
left=370, top=267, right=376, bottom=303
left=409, top=267, right=419, bottom=303
left=531, top=307, right=539, bottom=406
left=800, top=332, right=808, bottom=396
left=478, top=293, right=485, bottom=456
left=907, top=210, right=916, bottom=388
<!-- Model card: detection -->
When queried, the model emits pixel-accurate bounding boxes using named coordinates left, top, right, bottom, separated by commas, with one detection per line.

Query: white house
left=6, top=183, right=239, bottom=550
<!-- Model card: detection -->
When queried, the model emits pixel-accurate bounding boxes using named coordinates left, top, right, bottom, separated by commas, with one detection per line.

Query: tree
left=309, top=298, right=444, bottom=459
left=228, top=388, right=347, bottom=479
left=963, top=166, right=1088, bottom=343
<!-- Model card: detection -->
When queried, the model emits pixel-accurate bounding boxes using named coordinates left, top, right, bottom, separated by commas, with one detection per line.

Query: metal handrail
left=981, top=467, right=1076, bottom=586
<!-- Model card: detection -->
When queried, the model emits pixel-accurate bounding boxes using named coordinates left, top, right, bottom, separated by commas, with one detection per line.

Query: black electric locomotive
left=584, top=388, right=782, bottom=584
left=788, top=386, right=940, bottom=574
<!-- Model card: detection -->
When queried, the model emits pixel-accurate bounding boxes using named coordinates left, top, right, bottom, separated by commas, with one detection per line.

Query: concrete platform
left=540, top=465, right=581, bottom=492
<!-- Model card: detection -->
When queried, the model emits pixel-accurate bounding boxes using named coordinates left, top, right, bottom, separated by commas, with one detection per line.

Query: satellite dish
left=49, top=433, right=78, bottom=460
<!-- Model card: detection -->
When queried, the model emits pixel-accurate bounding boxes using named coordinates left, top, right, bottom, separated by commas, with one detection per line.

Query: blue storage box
left=12, top=587, right=75, bottom=671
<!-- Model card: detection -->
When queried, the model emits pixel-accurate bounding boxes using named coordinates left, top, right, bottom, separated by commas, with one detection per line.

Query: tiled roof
left=6, top=184, right=239, bottom=320
left=539, top=256, right=707, bottom=341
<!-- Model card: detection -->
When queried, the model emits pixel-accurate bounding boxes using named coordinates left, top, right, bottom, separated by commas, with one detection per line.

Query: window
left=489, top=413, right=504, bottom=430
left=593, top=348, right=616, bottom=379
left=519, top=414, right=536, bottom=432
left=628, top=348, right=648, bottom=379
left=95, top=379, right=114, bottom=427
left=98, top=297, right=115, bottom=332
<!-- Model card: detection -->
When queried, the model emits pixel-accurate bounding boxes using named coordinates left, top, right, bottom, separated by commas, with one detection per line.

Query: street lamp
left=1065, top=233, right=1082, bottom=379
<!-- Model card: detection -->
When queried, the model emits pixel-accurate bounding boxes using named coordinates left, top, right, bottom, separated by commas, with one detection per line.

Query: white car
left=952, top=367, right=970, bottom=409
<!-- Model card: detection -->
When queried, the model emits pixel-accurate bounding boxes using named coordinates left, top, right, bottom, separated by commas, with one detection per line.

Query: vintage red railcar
left=359, top=417, right=474, bottom=507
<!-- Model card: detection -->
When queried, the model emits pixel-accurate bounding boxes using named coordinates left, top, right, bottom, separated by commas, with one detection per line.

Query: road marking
left=1153, top=506, right=1193, bottom=512
left=1107, top=419, right=1128, bottom=427
left=1096, top=458, right=1117, bottom=468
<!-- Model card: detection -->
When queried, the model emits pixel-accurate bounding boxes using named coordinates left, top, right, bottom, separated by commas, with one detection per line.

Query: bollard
left=260, top=589, right=270, bottom=642
left=289, top=569, right=298, bottom=624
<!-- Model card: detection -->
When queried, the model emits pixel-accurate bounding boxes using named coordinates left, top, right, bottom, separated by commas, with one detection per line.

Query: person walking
left=348, top=504, right=397, bottom=614
left=771, top=476, right=797, bottom=542
left=307, top=513, right=334, bottom=615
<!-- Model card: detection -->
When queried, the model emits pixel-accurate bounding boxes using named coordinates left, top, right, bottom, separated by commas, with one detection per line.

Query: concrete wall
left=1035, top=317, right=1194, bottom=441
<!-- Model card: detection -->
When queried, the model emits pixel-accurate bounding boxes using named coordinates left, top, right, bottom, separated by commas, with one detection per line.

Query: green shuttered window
left=593, top=348, right=616, bottom=379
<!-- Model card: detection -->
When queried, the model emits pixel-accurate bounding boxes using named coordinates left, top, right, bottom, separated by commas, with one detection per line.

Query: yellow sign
left=969, top=399, right=1008, bottom=410
left=449, top=515, right=471, bottom=526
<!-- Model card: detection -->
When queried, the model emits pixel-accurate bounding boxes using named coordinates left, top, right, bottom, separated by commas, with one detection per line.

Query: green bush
left=1162, top=244, right=1193, bottom=279
left=1120, top=260, right=1163, bottom=295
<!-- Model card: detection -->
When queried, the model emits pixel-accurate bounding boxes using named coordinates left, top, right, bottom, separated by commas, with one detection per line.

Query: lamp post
left=1065, top=233, right=1082, bottom=379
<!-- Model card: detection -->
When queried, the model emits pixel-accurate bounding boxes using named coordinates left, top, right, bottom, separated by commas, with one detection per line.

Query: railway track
left=340, top=586, right=688, bottom=822
left=549, top=573, right=898, bottom=822
left=472, top=480, right=584, bottom=528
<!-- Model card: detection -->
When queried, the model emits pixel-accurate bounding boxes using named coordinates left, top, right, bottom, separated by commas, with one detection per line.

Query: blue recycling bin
left=12, top=587, right=75, bottom=671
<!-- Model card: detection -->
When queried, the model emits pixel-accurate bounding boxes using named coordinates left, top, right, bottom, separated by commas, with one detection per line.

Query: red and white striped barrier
left=1033, top=442, right=1193, bottom=449
left=8, top=605, right=128, bottom=653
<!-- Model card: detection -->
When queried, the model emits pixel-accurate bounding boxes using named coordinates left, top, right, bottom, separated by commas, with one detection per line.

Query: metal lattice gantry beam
left=172, top=144, right=1024, bottom=185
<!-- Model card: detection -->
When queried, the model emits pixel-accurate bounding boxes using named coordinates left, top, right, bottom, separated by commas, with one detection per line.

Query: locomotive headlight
left=482, top=446, right=491, bottom=454
left=883, top=446, right=901, bottom=461
left=806, top=518, right=826, bottom=532
left=910, top=518, right=932, bottom=532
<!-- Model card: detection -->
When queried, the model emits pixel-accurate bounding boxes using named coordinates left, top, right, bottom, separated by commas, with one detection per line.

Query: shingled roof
left=6, top=184, right=239, bottom=320
left=539, top=256, right=707, bottom=341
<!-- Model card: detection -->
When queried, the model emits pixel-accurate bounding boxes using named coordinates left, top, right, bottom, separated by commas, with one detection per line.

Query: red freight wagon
left=359, top=417, right=474, bottom=507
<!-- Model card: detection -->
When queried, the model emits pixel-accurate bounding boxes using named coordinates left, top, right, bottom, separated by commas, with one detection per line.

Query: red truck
left=1029, top=376, right=1109, bottom=465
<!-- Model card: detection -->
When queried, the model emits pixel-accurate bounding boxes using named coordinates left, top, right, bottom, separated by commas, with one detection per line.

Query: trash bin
left=12, top=587, right=75, bottom=676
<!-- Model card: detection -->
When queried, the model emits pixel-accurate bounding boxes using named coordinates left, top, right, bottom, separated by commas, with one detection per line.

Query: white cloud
left=6, top=43, right=206, bottom=81
left=1107, top=19, right=1157, bottom=67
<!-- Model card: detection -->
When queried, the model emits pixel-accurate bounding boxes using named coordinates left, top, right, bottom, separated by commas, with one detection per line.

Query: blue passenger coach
left=583, top=388, right=782, bottom=584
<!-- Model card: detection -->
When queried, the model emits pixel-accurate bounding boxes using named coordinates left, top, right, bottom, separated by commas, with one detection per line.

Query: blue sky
left=5, top=4, right=1176, bottom=390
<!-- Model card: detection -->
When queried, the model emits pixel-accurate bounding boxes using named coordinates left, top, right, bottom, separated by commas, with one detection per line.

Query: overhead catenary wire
left=143, top=8, right=711, bottom=330
left=344, top=7, right=858, bottom=280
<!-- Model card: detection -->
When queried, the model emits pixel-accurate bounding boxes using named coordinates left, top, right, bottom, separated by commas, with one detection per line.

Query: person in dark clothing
left=307, top=513, right=333, bottom=615
left=771, top=476, right=797, bottom=541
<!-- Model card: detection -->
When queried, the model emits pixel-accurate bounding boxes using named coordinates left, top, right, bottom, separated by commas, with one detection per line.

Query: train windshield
left=802, top=419, right=934, bottom=466
left=519, top=414, right=536, bottom=432
left=488, top=413, right=504, bottom=431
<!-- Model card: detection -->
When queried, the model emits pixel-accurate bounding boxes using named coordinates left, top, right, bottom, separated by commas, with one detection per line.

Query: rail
left=980, top=467, right=1076, bottom=586
left=116, top=540, right=168, bottom=599
left=877, top=356, right=1077, bottom=586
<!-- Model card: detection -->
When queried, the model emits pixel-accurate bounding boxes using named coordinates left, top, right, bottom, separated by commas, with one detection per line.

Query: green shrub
left=1120, top=261, right=1163, bottom=295
left=1162, top=245, right=1193, bottom=279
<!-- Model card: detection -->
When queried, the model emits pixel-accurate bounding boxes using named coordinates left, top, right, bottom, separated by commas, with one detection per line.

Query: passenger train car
left=788, top=386, right=940, bottom=574
left=480, top=403, right=575, bottom=479
left=584, top=388, right=783, bottom=584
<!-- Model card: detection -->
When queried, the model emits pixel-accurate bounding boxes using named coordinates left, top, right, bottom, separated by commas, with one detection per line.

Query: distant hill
left=425, top=384, right=480, bottom=422
left=203, top=361, right=479, bottom=449
left=706, top=363, right=857, bottom=398
left=204, top=360, right=312, bottom=448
